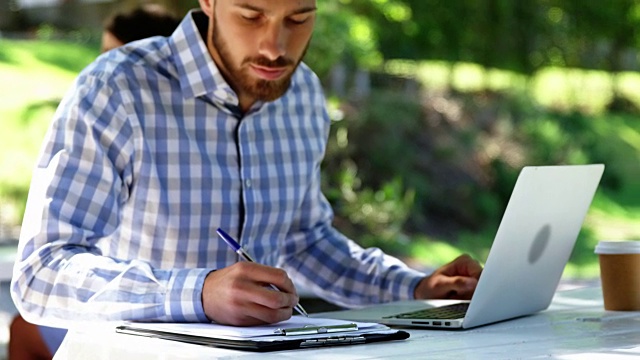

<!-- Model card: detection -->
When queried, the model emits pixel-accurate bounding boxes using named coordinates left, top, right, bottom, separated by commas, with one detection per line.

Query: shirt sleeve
left=10, top=71, right=210, bottom=327
left=278, top=104, right=427, bottom=308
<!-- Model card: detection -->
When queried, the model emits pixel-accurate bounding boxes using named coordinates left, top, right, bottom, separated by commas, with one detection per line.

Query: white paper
left=122, top=316, right=388, bottom=339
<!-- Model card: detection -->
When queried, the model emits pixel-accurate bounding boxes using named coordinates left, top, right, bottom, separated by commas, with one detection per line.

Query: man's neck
left=237, top=94, right=257, bottom=114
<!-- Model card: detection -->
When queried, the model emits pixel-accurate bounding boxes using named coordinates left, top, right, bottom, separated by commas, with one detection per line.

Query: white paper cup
left=594, top=240, right=640, bottom=311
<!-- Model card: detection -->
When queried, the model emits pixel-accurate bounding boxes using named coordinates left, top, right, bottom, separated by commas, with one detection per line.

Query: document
left=116, top=315, right=409, bottom=352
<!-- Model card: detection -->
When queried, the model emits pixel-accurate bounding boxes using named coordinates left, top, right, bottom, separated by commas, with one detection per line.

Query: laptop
left=315, top=164, right=604, bottom=329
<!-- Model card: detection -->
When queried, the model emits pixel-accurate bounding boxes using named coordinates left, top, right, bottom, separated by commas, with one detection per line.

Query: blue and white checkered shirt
left=11, top=11, right=425, bottom=326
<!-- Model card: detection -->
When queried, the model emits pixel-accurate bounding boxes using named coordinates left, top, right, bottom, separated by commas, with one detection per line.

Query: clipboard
left=115, top=317, right=410, bottom=352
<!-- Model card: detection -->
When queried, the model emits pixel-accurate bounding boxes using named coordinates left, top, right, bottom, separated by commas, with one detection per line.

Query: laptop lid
left=314, top=164, right=604, bottom=329
left=462, top=164, right=604, bottom=328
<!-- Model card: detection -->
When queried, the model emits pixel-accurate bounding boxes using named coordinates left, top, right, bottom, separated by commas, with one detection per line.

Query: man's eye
left=288, top=17, right=309, bottom=25
left=239, top=12, right=262, bottom=23
left=242, top=16, right=260, bottom=22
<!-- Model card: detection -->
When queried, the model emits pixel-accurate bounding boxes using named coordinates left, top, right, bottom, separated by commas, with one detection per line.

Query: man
left=11, top=0, right=481, bottom=333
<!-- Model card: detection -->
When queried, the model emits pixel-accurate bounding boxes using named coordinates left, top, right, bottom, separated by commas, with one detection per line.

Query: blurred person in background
left=100, top=3, right=181, bottom=53
left=8, top=4, right=180, bottom=360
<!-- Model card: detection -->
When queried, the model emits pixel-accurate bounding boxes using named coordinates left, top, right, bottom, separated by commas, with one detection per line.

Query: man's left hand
left=414, top=254, right=482, bottom=300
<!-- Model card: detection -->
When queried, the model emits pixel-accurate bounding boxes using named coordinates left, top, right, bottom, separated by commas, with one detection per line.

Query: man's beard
left=212, top=18, right=309, bottom=102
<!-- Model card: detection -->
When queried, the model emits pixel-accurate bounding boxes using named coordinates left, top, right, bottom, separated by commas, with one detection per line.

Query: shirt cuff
left=164, top=268, right=211, bottom=322
left=390, top=267, right=427, bottom=301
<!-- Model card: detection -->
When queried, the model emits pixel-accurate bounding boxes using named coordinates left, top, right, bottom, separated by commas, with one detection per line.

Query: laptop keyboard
left=384, top=302, right=470, bottom=320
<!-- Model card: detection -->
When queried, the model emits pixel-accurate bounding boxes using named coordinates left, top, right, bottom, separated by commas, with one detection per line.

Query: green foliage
left=329, top=169, right=416, bottom=255
left=322, top=67, right=640, bottom=275
left=306, top=1, right=384, bottom=78
left=338, top=0, right=640, bottom=77
left=322, top=92, right=421, bottom=253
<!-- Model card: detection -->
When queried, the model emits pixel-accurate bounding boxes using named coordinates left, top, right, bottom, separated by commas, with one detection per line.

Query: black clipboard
left=115, top=323, right=409, bottom=352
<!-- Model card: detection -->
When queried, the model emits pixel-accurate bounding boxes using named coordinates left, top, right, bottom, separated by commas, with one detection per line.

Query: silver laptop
left=315, top=164, right=604, bottom=329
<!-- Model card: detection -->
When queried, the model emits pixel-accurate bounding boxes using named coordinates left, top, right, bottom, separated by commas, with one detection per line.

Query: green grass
left=0, top=39, right=98, bottom=225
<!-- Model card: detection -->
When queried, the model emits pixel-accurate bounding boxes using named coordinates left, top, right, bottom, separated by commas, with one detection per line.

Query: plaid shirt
left=11, top=11, right=425, bottom=326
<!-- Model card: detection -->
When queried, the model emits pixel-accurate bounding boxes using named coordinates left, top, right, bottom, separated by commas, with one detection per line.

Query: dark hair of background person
left=104, top=3, right=181, bottom=44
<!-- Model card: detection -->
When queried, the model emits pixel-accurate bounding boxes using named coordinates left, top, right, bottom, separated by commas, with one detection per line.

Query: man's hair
left=104, top=4, right=181, bottom=44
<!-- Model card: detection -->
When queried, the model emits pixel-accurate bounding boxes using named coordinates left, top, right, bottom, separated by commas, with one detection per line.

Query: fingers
left=417, top=272, right=478, bottom=300
left=202, top=262, right=299, bottom=326
left=443, top=254, right=483, bottom=279
left=439, top=275, right=479, bottom=300
left=415, top=253, right=483, bottom=300
left=244, top=297, right=295, bottom=324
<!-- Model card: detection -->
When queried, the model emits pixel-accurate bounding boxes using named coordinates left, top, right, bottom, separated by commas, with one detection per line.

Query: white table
left=52, top=286, right=640, bottom=359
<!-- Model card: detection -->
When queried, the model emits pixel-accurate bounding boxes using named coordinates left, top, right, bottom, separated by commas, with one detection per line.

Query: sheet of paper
left=123, top=316, right=387, bottom=339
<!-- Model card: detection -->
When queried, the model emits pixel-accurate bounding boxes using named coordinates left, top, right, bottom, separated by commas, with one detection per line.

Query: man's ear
left=199, top=0, right=214, bottom=17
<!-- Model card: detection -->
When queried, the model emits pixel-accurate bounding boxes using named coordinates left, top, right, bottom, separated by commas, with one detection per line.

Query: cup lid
left=594, top=240, right=640, bottom=254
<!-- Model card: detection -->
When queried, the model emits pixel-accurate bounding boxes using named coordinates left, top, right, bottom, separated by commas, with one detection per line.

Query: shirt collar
left=169, top=10, right=239, bottom=107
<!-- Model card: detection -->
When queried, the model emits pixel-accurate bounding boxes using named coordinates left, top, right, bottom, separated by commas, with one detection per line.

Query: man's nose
left=259, top=23, right=288, bottom=61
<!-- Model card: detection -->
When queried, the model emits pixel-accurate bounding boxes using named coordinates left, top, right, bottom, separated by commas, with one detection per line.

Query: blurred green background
left=2, top=0, right=640, bottom=280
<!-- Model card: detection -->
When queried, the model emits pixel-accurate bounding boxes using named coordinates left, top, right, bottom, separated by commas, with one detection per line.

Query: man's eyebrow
left=234, top=3, right=317, bottom=15
left=234, top=3, right=263, bottom=12
left=291, top=6, right=317, bottom=15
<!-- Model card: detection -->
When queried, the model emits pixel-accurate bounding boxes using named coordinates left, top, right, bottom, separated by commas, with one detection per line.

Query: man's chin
left=247, top=80, right=291, bottom=102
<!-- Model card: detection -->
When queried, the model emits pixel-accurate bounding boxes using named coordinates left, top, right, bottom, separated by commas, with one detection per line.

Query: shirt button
left=245, top=179, right=252, bottom=188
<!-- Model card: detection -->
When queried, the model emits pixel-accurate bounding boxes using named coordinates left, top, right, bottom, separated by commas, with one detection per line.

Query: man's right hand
left=202, top=262, right=299, bottom=326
